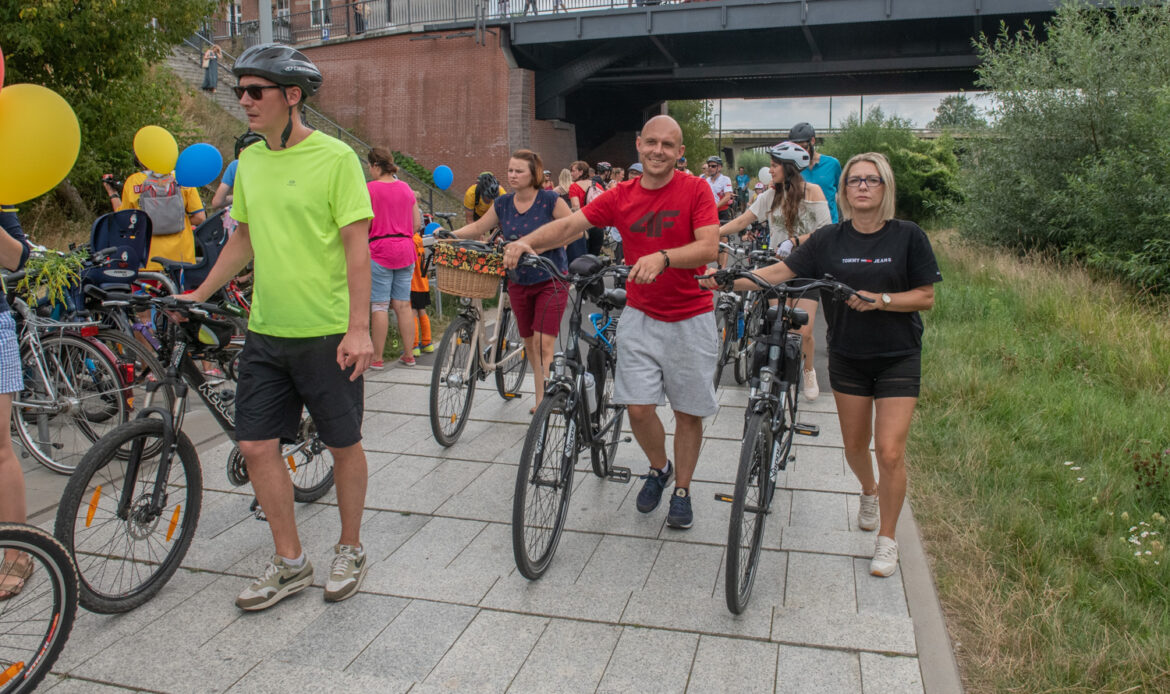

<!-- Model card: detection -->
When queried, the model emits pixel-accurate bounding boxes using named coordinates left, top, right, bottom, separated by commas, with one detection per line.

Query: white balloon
left=758, top=167, right=772, bottom=185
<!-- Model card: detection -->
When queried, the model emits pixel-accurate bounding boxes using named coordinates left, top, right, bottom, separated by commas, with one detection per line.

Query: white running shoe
left=857, top=492, right=879, bottom=531
left=870, top=536, right=899, bottom=577
left=802, top=369, right=819, bottom=401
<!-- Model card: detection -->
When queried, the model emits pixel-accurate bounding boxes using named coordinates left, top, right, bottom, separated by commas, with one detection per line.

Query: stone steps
left=165, top=47, right=247, bottom=122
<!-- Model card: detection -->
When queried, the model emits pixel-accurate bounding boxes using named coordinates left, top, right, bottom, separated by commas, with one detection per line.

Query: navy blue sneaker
left=636, top=462, right=673, bottom=513
left=666, top=487, right=693, bottom=529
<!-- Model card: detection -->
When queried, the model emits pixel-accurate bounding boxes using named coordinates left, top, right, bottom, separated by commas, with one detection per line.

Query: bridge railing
left=200, top=0, right=702, bottom=47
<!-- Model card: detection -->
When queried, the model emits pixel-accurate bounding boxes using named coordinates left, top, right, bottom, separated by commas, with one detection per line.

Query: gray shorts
left=613, top=306, right=719, bottom=417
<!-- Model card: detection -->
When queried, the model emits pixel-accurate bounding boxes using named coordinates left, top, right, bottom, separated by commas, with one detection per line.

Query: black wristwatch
left=658, top=249, right=670, bottom=268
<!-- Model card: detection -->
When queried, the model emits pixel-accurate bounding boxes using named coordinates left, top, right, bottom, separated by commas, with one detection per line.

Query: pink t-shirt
left=367, top=179, right=417, bottom=269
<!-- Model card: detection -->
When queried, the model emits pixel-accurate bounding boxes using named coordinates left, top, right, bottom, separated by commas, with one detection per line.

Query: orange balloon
left=0, top=84, right=81, bottom=204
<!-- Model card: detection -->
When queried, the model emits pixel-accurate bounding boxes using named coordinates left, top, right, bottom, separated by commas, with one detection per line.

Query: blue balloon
left=432, top=165, right=453, bottom=191
left=423, top=222, right=440, bottom=236
left=174, top=143, right=224, bottom=188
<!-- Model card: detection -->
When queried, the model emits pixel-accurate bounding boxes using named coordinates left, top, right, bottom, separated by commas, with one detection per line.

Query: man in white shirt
left=702, top=156, right=734, bottom=222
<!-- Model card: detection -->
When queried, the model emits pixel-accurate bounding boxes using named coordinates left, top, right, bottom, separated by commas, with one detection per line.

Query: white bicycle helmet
left=768, top=141, right=811, bottom=171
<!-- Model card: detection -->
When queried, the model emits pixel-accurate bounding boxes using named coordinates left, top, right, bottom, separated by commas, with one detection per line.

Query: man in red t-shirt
left=504, top=115, right=719, bottom=530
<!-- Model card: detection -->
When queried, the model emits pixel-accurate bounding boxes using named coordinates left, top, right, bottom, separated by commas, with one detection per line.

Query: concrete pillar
left=259, top=0, right=272, bottom=43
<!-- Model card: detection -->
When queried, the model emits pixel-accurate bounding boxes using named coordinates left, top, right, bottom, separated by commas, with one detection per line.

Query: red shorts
left=507, top=279, right=569, bottom=338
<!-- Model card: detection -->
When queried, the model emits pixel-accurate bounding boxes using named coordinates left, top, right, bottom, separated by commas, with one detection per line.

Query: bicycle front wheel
left=512, top=390, right=577, bottom=580
left=587, top=346, right=624, bottom=478
left=0, top=524, right=78, bottom=694
left=493, top=306, right=527, bottom=400
left=13, top=333, right=129, bottom=475
left=429, top=316, right=479, bottom=446
left=55, top=418, right=202, bottom=614
left=726, top=410, right=773, bottom=614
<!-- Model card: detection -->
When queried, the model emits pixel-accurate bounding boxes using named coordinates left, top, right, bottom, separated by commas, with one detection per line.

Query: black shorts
left=828, top=352, right=921, bottom=399
left=411, top=290, right=431, bottom=310
left=235, top=331, right=364, bottom=448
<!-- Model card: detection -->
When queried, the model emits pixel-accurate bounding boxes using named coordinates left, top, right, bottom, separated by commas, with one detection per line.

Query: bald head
left=636, top=115, right=685, bottom=185
left=641, top=115, right=684, bottom=144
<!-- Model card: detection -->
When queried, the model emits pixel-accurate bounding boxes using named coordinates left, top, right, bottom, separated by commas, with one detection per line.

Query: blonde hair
left=837, top=152, right=896, bottom=222
left=558, top=168, right=572, bottom=189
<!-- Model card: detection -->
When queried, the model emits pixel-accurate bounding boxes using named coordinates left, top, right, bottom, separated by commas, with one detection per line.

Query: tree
left=667, top=100, right=716, bottom=172
left=928, top=93, right=987, bottom=130
left=0, top=0, right=218, bottom=211
left=959, top=3, right=1170, bottom=291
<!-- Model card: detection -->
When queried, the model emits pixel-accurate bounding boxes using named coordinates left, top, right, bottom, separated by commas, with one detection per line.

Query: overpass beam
left=533, top=39, right=640, bottom=120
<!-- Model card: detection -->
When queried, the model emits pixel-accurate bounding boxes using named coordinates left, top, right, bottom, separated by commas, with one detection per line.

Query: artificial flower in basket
left=432, top=242, right=505, bottom=277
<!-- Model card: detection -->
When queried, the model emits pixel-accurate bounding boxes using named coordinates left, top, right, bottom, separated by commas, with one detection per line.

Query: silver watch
left=881, top=293, right=892, bottom=308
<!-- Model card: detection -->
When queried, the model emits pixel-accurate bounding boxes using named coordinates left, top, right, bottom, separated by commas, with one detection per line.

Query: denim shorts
left=0, top=312, right=21, bottom=394
left=371, top=260, right=414, bottom=304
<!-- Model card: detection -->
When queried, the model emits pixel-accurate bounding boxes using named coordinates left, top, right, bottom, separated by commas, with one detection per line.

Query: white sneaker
left=870, top=536, right=899, bottom=577
left=857, top=492, right=879, bottom=531
left=802, top=369, right=819, bottom=401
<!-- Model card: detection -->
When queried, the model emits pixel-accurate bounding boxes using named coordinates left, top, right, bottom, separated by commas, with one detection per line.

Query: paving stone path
left=30, top=364, right=961, bottom=693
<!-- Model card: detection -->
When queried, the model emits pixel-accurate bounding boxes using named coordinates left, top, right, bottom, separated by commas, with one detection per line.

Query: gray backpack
left=138, top=172, right=186, bottom=236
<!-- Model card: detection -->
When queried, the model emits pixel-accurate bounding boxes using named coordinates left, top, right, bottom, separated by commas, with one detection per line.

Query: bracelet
left=109, top=194, right=119, bottom=199
left=658, top=249, right=670, bottom=268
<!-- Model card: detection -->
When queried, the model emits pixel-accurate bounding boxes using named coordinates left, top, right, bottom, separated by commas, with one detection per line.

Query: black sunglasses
left=233, top=84, right=283, bottom=100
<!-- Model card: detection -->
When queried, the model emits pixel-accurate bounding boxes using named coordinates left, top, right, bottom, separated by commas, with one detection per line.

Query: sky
left=716, top=91, right=994, bottom=131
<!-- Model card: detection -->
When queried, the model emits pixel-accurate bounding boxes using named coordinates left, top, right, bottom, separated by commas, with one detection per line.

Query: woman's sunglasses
left=232, top=84, right=283, bottom=100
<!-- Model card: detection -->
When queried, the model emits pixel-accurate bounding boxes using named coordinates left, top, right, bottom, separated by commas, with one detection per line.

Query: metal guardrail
left=180, top=34, right=453, bottom=214
left=197, top=0, right=698, bottom=46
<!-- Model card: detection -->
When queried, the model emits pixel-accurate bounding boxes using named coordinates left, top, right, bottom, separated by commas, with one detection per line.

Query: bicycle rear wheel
left=713, top=305, right=735, bottom=389
left=493, top=306, right=527, bottom=400
left=512, top=390, right=576, bottom=580
left=0, top=524, right=77, bottom=694
left=226, top=416, right=335, bottom=502
left=13, top=333, right=128, bottom=475
left=725, top=410, right=772, bottom=614
left=429, top=316, right=478, bottom=447
left=54, top=418, right=202, bottom=614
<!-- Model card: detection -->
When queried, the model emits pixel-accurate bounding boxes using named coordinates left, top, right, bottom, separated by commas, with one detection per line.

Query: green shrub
left=393, top=151, right=435, bottom=187
left=959, top=3, right=1170, bottom=292
left=819, top=108, right=961, bottom=223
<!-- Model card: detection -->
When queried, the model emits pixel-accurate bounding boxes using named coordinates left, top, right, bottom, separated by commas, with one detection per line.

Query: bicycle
left=713, top=242, right=780, bottom=389
left=511, top=253, right=630, bottom=580
left=0, top=523, right=78, bottom=694
left=427, top=238, right=528, bottom=447
left=706, top=269, right=872, bottom=614
left=54, top=293, right=332, bottom=613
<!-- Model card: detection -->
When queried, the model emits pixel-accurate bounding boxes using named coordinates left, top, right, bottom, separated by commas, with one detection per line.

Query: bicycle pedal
left=714, top=493, right=734, bottom=503
left=249, top=498, right=266, bottom=522
left=794, top=423, right=820, bottom=437
left=622, top=436, right=632, bottom=443
left=503, top=392, right=520, bottom=399
left=607, top=466, right=631, bottom=483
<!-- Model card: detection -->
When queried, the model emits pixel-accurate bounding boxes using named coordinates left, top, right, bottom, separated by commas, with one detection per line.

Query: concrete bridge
left=222, top=0, right=1057, bottom=197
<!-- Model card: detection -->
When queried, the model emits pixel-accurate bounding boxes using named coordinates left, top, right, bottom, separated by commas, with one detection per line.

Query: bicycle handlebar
left=701, top=268, right=875, bottom=304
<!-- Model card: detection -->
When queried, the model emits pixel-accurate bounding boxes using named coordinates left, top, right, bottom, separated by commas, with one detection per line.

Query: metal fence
left=198, top=0, right=703, bottom=47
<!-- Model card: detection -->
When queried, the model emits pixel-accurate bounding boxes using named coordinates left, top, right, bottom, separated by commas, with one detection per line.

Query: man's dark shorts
left=235, top=331, right=364, bottom=448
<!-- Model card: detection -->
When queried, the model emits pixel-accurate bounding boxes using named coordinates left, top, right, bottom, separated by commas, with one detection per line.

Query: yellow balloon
left=0, top=84, right=81, bottom=204
left=133, top=125, right=178, bottom=174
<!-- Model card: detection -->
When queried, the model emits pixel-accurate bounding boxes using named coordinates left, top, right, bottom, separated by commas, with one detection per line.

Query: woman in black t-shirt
left=700, top=152, right=942, bottom=579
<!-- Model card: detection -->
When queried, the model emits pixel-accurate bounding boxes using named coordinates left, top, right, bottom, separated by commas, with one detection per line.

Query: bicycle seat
left=152, top=257, right=199, bottom=273
left=569, top=254, right=605, bottom=276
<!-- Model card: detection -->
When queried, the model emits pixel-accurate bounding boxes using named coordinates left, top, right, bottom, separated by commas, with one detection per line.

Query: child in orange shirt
left=410, top=232, right=433, bottom=355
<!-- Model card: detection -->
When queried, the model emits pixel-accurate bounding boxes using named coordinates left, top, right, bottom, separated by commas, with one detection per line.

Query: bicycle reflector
left=80, top=325, right=99, bottom=338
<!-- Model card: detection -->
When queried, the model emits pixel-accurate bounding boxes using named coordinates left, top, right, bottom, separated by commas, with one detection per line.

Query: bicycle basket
left=432, top=243, right=504, bottom=299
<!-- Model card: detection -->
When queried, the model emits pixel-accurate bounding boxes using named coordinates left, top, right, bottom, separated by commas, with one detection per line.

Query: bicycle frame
left=451, top=277, right=524, bottom=382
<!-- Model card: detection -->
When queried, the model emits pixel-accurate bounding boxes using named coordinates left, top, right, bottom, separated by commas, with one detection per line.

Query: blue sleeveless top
left=494, top=189, right=568, bottom=285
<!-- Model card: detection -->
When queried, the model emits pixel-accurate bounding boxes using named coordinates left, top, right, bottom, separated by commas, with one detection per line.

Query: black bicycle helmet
left=233, top=43, right=323, bottom=147
left=768, top=141, right=811, bottom=171
left=234, top=131, right=266, bottom=159
left=706, top=155, right=723, bottom=165
left=596, top=161, right=612, bottom=174
left=788, top=122, right=816, bottom=142
left=232, top=43, right=323, bottom=97
left=476, top=172, right=500, bottom=203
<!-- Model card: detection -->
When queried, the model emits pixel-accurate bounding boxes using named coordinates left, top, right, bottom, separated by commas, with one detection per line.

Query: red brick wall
left=296, top=31, right=576, bottom=204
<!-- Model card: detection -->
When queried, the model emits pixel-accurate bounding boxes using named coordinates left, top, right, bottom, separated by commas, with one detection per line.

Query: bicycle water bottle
left=737, top=313, right=745, bottom=340
left=583, top=371, right=599, bottom=414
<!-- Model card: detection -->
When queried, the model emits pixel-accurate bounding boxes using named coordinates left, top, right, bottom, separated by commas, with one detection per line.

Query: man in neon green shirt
left=185, top=44, right=375, bottom=611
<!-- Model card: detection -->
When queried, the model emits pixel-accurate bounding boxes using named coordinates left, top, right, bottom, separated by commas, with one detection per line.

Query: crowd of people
left=0, top=43, right=941, bottom=608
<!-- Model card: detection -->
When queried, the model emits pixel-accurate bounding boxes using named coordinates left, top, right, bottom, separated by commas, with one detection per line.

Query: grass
left=910, top=231, right=1170, bottom=692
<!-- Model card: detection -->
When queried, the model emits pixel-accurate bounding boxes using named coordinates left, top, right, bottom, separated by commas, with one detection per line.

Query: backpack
left=137, top=172, right=187, bottom=236
left=585, top=180, right=606, bottom=205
